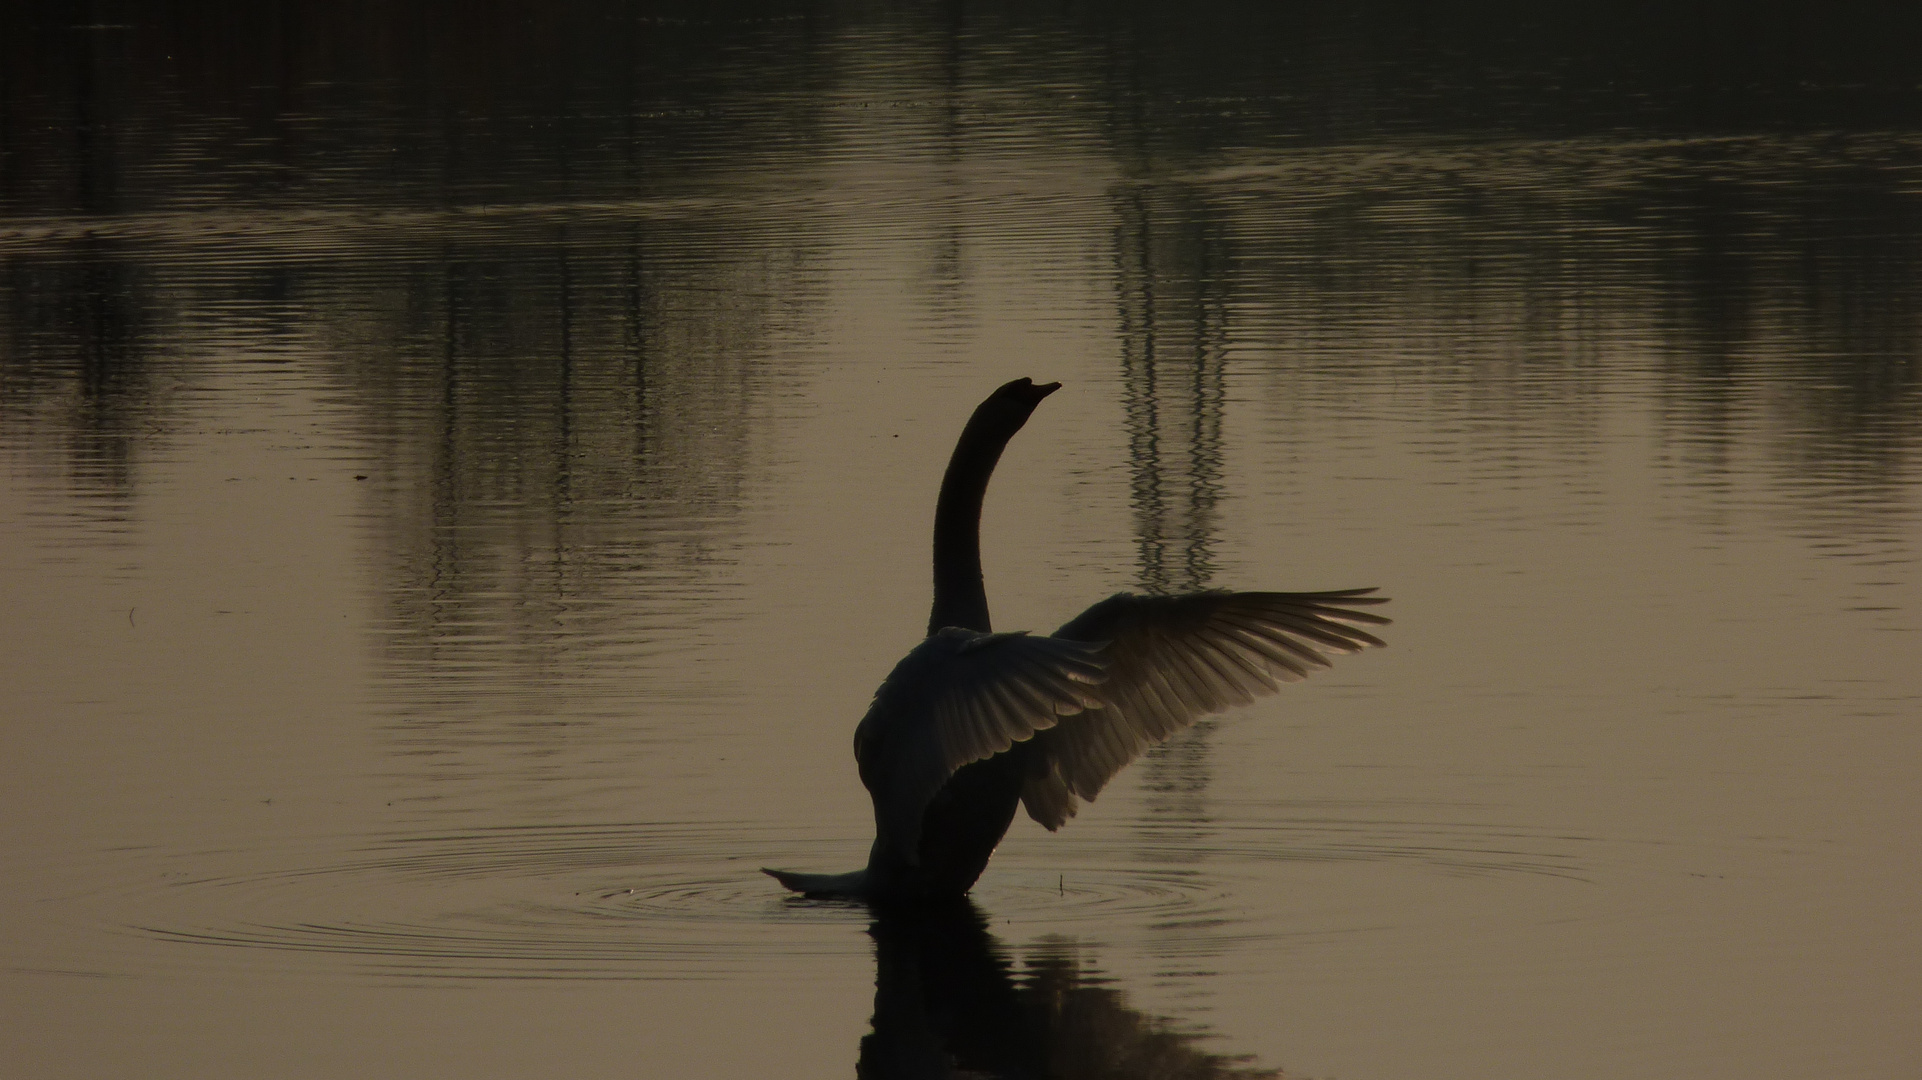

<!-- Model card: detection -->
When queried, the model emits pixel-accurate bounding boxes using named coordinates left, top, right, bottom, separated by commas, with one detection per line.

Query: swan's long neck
left=929, top=423, right=1005, bottom=635
left=928, top=381, right=1056, bottom=636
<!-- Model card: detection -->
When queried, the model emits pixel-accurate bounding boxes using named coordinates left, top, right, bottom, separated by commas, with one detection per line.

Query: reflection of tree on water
left=858, top=899, right=1277, bottom=1080
left=1648, top=146, right=1922, bottom=545
left=0, top=15, right=148, bottom=536
left=1114, top=188, right=1228, bottom=598
left=0, top=235, right=155, bottom=538
left=1110, top=180, right=1233, bottom=861
left=321, top=209, right=824, bottom=817
left=347, top=216, right=803, bottom=708
left=3, top=2, right=1919, bottom=767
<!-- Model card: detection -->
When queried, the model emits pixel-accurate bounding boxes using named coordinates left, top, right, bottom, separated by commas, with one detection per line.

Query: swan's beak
left=994, top=377, right=1063, bottom=406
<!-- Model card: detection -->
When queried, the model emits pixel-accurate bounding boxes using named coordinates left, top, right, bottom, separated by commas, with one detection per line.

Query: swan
left=765, top=377, right=1388, bottom=902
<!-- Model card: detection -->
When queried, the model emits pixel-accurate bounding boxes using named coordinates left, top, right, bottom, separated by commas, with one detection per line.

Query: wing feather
left=1216, top=621, right=1315, bottom=679
left=1205, top=629, right=1283, bottom=691
left=854, top=628, right=1109, bottom=865
left=1020, top=589, right=1389, bottom=829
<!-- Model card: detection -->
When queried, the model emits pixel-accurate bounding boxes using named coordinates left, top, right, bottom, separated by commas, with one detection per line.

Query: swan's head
left=972, top=377, right=1061, bottom=435
left=992, top=376, right=1061, bottom=404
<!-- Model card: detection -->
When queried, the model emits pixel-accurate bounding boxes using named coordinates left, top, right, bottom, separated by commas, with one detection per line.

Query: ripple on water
left=114, top=811, right=1589, bottom=980
left=124, top=822, right=869, bottom=981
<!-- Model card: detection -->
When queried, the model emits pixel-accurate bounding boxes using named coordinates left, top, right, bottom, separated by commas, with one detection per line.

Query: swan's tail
left=762, top=866, right=871, bottom=899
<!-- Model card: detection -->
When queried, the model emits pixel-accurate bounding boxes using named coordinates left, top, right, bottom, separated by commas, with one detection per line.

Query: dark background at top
left=7, top=2, right=1922, bottom=214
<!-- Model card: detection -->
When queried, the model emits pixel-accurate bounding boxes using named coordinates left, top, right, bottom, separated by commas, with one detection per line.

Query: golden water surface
left=3, top=6, right=1919, bottom=1078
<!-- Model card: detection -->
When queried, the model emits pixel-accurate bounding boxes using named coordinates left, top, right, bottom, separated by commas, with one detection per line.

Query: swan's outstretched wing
left=855, top=628, right=1108, bottom=865
left=1020, top=589, right=1389, bottom=830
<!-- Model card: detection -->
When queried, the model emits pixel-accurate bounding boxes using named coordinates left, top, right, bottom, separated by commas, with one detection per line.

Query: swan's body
left=766, top=378, right=1388, bottom=903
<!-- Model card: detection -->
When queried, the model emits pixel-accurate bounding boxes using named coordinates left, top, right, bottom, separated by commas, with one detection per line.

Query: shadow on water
left=858, top=899, right=1276, bottom=1080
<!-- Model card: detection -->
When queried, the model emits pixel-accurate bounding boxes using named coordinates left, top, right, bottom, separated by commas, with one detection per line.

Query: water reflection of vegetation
left=0, top=237, right=154, bottom=533
left=860, top=900, right=1277, bottom=1080
left=344, top=220, right=806, bottom=707
left=6, top=3, right=1918, bottom=517
left=4, top=4, right=1919, bottom=585
left=1107, top=84, right=1237, bottom=874
left=1110, top=182, right=1228, bottom=599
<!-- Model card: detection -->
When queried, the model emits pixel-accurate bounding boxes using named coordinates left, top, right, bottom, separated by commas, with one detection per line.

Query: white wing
left=854, top=628, right=1107, bottom=865
left=1019, top=589, right=1389, bottom=829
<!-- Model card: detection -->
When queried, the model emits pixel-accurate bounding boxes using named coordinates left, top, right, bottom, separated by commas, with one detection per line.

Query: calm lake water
left=3, top=5, right=1919, bottom=1078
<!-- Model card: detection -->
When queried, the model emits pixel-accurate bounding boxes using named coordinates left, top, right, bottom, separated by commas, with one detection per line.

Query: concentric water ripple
left=117, top=822, right=864, bottom=980
left=108, top=812, right=1589, bottom=981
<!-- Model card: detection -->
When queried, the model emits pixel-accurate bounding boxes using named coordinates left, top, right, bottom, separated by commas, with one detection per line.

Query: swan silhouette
left=766, top=378, right=1388, bottom=902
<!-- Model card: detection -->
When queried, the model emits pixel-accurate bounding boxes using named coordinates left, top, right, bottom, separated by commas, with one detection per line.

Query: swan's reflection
left=856, top=899, right=1277, bottom=1079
